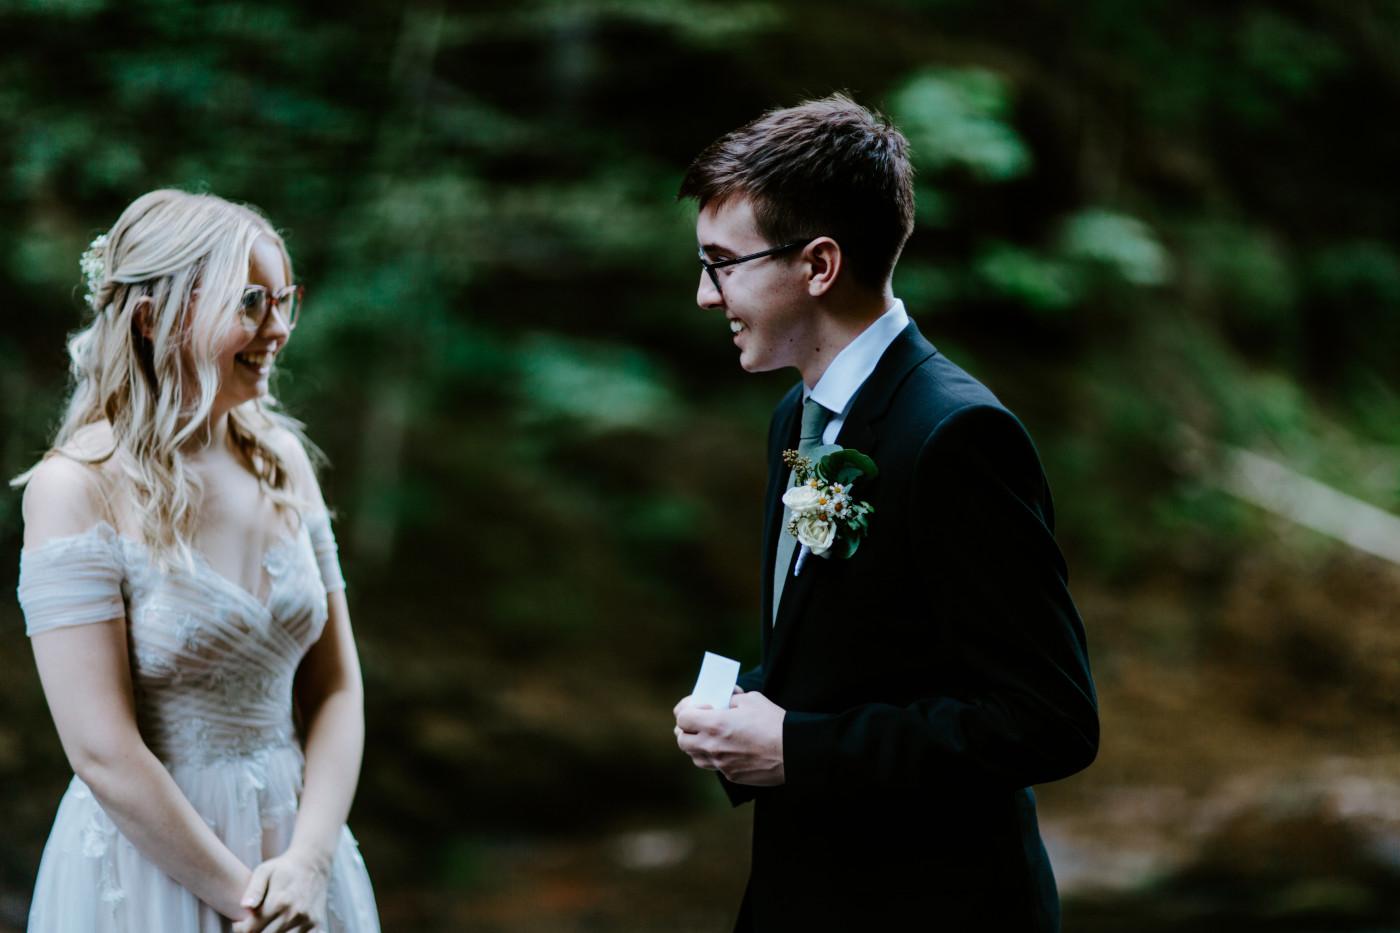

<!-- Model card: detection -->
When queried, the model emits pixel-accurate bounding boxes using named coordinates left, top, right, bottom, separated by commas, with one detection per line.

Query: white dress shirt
left=804, top=299, right=910, bottom=443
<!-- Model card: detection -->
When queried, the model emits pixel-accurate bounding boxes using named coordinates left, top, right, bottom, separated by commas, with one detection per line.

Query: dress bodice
left=18, top=509, right=380, bottom=933
left=17, top=511, right=345, bottom=766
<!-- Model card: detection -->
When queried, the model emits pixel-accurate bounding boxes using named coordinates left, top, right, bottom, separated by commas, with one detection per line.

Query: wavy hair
left=14, top=189, right=317, bottom=567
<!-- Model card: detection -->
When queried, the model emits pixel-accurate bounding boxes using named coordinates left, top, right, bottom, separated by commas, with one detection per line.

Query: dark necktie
left=771, top=398, right=832, bottom=624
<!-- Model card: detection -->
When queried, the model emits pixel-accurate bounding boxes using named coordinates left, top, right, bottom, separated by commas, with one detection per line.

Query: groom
left=672, top=94, right=1099, bottom=931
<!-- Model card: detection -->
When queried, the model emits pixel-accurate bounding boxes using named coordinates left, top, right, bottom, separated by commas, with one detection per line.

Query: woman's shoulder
left=261, top=421, right=324, bottom=505
left=56, top=421, right=117, bottom=461
left=21, top=453, right=116, bottom=548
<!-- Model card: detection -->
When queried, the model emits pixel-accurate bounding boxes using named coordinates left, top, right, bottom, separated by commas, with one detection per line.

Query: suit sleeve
left=737, top=666, right=764, bottom=693
left=782, top=403, right=1099, bottom=797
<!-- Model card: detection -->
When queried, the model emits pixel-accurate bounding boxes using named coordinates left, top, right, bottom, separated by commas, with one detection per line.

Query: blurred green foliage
left=6, top=0, right=1400, bottom=917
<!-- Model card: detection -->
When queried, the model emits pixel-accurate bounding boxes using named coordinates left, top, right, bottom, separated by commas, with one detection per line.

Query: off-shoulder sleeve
left=17, top=524, right=126, bottom=636
left=305, top=510, right=346, bottom=594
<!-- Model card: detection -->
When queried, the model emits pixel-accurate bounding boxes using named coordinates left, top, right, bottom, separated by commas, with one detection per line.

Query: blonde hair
left=14, top=189, right=317, bottom=567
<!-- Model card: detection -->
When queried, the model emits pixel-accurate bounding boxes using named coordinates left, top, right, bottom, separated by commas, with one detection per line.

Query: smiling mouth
left=236, top=351, right=275, bottom=370
left=730, top=320, right=745, bottom=334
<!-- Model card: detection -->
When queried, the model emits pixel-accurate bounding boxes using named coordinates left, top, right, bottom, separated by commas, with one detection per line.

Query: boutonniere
left=781, top=447, right=878, bottom=559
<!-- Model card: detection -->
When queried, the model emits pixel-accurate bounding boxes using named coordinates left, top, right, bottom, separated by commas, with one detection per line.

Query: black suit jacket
left=725, top=321, right=1098, bottom=932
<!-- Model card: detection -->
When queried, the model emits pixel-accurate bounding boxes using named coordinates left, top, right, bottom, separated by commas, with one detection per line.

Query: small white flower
left=829, top=497, right=852, bottom=523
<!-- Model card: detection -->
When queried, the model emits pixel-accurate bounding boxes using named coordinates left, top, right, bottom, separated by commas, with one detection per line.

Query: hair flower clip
left=80, top=233, right=109, bottom=311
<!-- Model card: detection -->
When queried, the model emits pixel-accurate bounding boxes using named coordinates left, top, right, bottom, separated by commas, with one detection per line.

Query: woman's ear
left=130, top=297, right=154, bottom=341
left=804, top=237, right=843, bottom=297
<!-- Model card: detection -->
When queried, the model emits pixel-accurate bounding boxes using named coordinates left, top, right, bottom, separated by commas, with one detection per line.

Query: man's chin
left=737, top=352, right=778, bottom=374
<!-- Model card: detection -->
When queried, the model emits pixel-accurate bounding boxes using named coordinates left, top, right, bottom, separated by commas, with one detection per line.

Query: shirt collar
left=804, top=299, right=910, bottom=416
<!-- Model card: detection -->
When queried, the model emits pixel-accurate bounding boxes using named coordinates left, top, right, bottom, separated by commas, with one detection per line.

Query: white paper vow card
left=692, top=651, right=741, bottom=710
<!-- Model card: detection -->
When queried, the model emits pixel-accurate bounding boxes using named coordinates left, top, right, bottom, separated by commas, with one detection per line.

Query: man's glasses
left=237, top=285, right=303, bottom=333
left=697, top=241, right=807, bottom=294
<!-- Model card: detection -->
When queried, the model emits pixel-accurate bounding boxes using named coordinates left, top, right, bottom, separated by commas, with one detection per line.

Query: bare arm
left=22, top=458, right=253, bottom=920
left=257, top=430, right=365, bottom=869
left=235, top=587, right=365, bottom=933
left=291, top=589, right=365, bottom=865
left=31, top=623, right=256, bottom=918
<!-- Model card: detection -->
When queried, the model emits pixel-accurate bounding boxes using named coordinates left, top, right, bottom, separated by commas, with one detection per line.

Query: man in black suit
left=673, top=94, right=1099, bottom=931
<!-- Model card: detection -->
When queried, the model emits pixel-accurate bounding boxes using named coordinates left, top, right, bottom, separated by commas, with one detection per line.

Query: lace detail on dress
left=79, top=815, right=107, bottom=859
left=158, top=715, right=297, bottom=768
left=72, top=783, right=126, bottom=912
left=173, top=612, right=203, bottom=650
left=263, top=540, right=296, bottom=582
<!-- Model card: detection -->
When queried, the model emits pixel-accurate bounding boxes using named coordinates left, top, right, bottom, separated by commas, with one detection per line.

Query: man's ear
left=130, top=297, right=155, bottom=341
left=804, top=237, right=842, bottom=297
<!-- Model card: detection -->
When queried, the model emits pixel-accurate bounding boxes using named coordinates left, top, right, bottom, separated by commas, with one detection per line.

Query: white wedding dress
left=17, top=510, right=380, bottom=932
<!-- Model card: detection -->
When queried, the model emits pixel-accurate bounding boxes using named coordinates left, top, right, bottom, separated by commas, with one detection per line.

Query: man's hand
left=673, top=690, right=786, bottom=786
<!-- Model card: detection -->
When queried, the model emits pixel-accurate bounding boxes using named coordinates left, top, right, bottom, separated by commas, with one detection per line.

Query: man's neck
left=797, top=284, right=895, bottom=388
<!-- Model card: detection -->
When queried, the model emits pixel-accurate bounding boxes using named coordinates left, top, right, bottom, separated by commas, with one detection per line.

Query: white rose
left=782, top=484, right=824, bottom=515
left=793, top=513, right=837, bottom=555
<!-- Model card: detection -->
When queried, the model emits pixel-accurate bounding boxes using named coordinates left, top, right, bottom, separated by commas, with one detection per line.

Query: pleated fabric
left=18, top=510, right=379, bottom=932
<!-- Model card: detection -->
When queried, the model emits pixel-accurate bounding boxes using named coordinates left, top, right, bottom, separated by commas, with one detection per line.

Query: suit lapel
left=762, top=322, right=938, bottom=687
left=834, top=321, right=937, bottom=455
left=760, top=386, right=803, bottom=663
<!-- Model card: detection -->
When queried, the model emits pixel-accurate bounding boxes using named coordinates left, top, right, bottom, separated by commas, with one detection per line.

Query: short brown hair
left=678, top=93, right=915, bottom=289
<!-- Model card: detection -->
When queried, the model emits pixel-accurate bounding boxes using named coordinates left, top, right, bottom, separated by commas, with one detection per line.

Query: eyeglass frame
left=696, top=240, right=809, bottom=295
left=237, top=284, right=303, bottom=333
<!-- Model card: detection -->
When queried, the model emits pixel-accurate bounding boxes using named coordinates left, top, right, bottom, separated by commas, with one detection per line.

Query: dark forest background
left=6, top=1, right=1400, bottom=930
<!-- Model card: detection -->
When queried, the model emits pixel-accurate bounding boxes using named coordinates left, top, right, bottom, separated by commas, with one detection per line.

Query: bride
left=14, top=189, right=380, bottom=932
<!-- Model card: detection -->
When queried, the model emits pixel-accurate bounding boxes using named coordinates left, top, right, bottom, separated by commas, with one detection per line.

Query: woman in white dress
left=14, top=189, right=380, bottom=932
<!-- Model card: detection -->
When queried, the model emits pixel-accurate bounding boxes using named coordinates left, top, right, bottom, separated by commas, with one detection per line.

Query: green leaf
left=831, top=535, right=861, bottom=560
left=818, top=448, right=879, bottom=485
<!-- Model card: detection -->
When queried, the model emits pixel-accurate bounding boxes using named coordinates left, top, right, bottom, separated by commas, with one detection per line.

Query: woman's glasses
left=238, top=285, right=303, bottom=333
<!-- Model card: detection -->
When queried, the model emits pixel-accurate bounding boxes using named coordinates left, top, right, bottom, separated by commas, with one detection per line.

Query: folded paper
left=692, top=651, right=741, bottom=710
